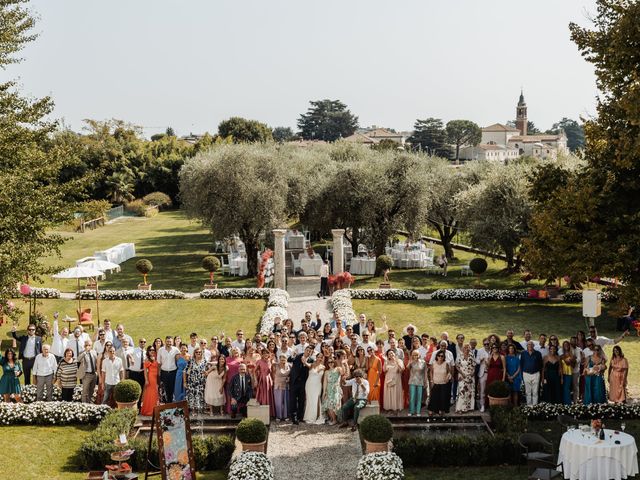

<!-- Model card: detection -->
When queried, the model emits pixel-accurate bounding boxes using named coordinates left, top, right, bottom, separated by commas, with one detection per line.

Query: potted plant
left=236, top=418, right=268, bottom=453
left=469, top=257, right=488, bottom=276
left=135, top=259, right=153, bottom=290
left=359, top=414, right=393, bottom=453
left=114, top=379, right=142, bottom=410
left=487, top=380, right=511, bottom=407
left=202, top=256, right=221, bottom=289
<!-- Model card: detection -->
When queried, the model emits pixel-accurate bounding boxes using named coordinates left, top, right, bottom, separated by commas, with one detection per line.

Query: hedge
left=77, top=289, right=185, bottom=300
left=350, top=289, right=418, bottom=300
left=77, top=408, right=234, bottom=471
left=200, top=288, right=272, bottom=299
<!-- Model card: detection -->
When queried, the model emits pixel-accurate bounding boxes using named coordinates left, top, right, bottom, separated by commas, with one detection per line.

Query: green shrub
left=114, top=380, right=142, bottom=403
left=79, top=199, right=112, bottom=220
left=136, top=259, right=153, bottom=285
left=202, top=256, right=221, bottom=272
left=393, top=434, right=521, bottom=468
left=376, top=255, right=394, bottom=272
left=490, top=406, right=527, bottom=434
left=360, top=414, right=393, bottom=443
left=142, top=191, right=172, bottom=209
left=125, top=199, right=147, bottom=216
left=469, top=257, right=488, bottom=275
left=77, top=408, right=233, bottom=471
left=236, top=418, right=267, bottom=444
left=487, top=380, right=510, bottom=398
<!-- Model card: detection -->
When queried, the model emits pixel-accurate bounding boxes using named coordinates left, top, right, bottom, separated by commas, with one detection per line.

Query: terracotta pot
left=116, top=400, right=138, bottom=410
left=364, top=440, right=390, bottom=453
left=203, top=283, right=218, bottom=289
left=241, top=441, right=266, bottom=453
left=137, top=283, right=152, bottom=291
left=487, top=395, right=510, bottom=407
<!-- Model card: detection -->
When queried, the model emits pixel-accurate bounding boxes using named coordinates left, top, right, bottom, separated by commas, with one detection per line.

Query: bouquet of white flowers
left=357, top=452, right=404, bottom=480
left=228, top=452, right=274, bottom=480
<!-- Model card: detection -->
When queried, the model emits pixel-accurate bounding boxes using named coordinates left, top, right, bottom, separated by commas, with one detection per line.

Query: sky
left=6, top=0, right=599, bottom=138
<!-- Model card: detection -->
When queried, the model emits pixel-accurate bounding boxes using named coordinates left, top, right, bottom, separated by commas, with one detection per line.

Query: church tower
left=516, top=89, right=527, bottom=136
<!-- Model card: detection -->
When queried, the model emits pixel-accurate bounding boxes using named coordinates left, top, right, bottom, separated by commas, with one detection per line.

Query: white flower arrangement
left=331, top=290, right=356, bottom=324
left=266, top=289, right=289, bottom=308
left=562, top=290, right=617, bottom=303
left=200, top=288, right=272, bottom=299
left=431, top=289, right=530, bottom=301
left=0, top=401, right=110, bottom=425
left=21, top=384, right=97, bottom=403
left=350, top=289, right=418, bottom=301
left=14, top=287, right=62, bottom=299
left=259, top=289, right=289, bottom=335
left=521, top=401, right=640, bottom=420
left=77, top=289, right=185, bottom=300
left=228, top=452, right=274, bottom=480
left=357, top=452, right=404, bottom=480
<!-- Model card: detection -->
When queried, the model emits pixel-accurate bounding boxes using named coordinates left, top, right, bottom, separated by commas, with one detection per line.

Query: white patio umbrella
left=77, top=260, right=120, bottom=326
left=52, top=266, right=105, bottom=312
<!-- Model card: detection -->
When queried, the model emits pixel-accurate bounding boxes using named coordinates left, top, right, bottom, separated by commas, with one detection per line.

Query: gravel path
left=267, top=422, right=362, bottom=479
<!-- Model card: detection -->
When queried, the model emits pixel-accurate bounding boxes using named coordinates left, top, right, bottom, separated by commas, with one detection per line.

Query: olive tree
left=179, top=144, right=290, bottom=277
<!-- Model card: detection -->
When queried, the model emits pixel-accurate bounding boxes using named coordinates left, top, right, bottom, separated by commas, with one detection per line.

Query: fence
left=106, top=205, right=124, bottom=221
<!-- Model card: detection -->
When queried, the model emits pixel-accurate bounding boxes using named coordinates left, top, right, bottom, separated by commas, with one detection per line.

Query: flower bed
left=562, top=290, right=618, bottom=303
left=350, top=289, right=418, bottom=300
left=260, top=289, right=289, bottom=334
left=430, top=289, right=529, bottom=301
left=228, top=452, right=274, bottom=480
left=11, top=287, right=62, bottom=299
left=331, top=289, right=356, bottom=324
left=521, top=402, right=640, bottom=420
left=0, top=401, right=110, bottom=426
left=357, top=452, right=404, bottom=480
left=77, top=289, right=185, bottom=300
left=21, top=384, right=97, bottom=403
left=200, top=288, right=272, bottom=299
left=266, top=289, right=289, bottom=308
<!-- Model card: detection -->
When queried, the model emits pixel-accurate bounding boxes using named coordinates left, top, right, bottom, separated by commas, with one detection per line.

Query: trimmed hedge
left=77, top=408, right=234, bottom=471
left=350, top=289, right=418, bottom=300
left=393, top=434, right=520, bottom=467
left=360, top=415, right=393, bottom=443
left=200, top=288, right=272, bottom=299
left=77, top=289, right=185, bottom=300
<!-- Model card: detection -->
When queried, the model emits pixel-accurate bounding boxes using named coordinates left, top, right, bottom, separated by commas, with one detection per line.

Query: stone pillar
left=273, top=229, right=286, bottom=289
left=331, top=229, right=345, bottom=274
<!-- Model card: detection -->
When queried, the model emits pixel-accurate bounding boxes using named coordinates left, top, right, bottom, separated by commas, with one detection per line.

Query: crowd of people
left=0, top=311, right=631, bottom=430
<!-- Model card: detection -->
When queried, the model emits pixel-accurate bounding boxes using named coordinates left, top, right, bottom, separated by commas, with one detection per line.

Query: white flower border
left=228, top=451, right=274, bottom=480
left=0, top=401, right=110, bottom=425
left=12, top=287, right=62, bottom=299
left=200, top=288, right=272, bottom=299
left=260, top=289, right=289, bottom=335
left=520, top=401, right=640, bottom=420
left=331, top=290, right=356, bottom=324
left=77, top=289, right=185, bottom=300
left=431, top=289, right=529, bottom=301
left=20, top=384, right=96, bottom=404
left=350, top=289, right=418, bottom=300
left=357, top=452, right=404, bottom=480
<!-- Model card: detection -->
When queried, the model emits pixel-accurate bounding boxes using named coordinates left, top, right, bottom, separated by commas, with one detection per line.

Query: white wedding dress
left=303, top=366, right=325, bottom=424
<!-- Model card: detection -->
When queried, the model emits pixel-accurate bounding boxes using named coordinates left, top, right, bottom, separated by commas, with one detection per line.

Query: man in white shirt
left=100, top=346, right=124, bottom=404
left=33, top=344, right=58, bottom=401
left=383, top=330, right=398, bottom=351
left=352, top=313, right=367, bottom=337
left=295, top=332, right=310, bottom=355
left=588, top=325, right=627, bottom=347
left=348, top=334, right=360, bottom=355
left=51, top=316, right=70, bottom=362
left=277, top=337, right=295, bottom=359
left=117, top=338, right=135, bottom=378
left=475, top=338, right=491, bottom=412
left=69, top=327, right=91, bottom=362
left=319, top=260, right=330, bottom=298
left=231, top=330, right=246, bottom=353
left=429, top=341, right=454, bottom=366
left=359, top=332, right=376, bottom=352
left=95, top=318, right=114, bottom=343
left=535, top=334, right=549, bottom=358
left=157, top=336, right=180, bottom=402
left=569, top=336, right=583, bottom=403
left=198, top=339, right=212, bottom=361
left=112, top=324, right=134, bottom=351
left=127, top=338, right=146, bottom=406
left=519, top=329, right=539, bottom=351
left=187, top=332, right=199, bottom=355
left=339, top=369, right=370, bottom=431
left=93, top=329, right=109, bottom=356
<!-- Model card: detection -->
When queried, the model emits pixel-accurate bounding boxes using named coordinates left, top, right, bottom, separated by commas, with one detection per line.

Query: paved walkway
left=267, top=422, right=361, bottom=480
left=286, top=276, right=333, bottom=328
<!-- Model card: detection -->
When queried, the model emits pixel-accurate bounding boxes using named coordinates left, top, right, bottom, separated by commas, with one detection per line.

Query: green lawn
left=1, top=298, right=264, bottom=355
left=38, top=211, right=255, bottom=292
left=0, top=426, right=227, bottom=479
left=352, top=299, right=640, bottom=396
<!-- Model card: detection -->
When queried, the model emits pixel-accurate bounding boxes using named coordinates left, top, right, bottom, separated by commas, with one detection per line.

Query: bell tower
left=516, top=89, right=527, bottom=136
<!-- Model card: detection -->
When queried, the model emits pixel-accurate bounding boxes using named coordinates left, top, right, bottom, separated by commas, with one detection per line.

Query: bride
left=303, top=352, right=326, bottom=424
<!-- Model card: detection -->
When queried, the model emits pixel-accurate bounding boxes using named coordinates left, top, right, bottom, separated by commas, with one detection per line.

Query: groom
left=288, top=345, right=313, bottom=424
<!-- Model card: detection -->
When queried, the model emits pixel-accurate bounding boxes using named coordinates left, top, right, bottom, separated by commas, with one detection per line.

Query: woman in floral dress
left=455, top=344, right=476, bottom=413
left=321, top=356, right=343, bottom=425
left=185, top=348, right=207, bottom=413
left=255, top=349, right=275, bottom=417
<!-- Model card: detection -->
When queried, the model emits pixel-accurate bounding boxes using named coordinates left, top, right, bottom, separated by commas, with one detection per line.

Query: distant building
left=344, top=127, right=408, bottom=148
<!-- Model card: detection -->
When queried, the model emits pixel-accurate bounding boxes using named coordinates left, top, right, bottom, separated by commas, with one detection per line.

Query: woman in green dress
left=322, top=356, right=343, bottom=425
left=0, top=349, right=23, bottom=402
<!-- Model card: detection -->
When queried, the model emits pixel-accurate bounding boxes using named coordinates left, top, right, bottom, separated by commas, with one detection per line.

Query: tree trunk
left=240, top=230, right=259, bottom=278
left=373, top=228, right=391, bottom=276
left=430, top=219, right=457, bottom=260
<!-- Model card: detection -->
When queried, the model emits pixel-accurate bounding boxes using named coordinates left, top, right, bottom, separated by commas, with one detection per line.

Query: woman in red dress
left=141, top=347, right=160, bottom=416
left=485, top=345, right=506, bottom=408
left=255, top=348, right=275, bottom=417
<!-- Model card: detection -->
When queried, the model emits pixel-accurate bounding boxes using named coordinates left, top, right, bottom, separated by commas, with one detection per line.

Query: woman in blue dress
left=583, top=346, right=606, bottom=405
left=0, top=349, right=23, bottom=403
left=505, top=344, right=522, bottom=406
left=173, top=344, right=190, bottom=402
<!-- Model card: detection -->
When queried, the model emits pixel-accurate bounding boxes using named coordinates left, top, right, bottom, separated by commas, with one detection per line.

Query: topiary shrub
left=469, top=257, right=488, bottom=275
left=486, top=380, right=510, bottom=398
left=376, top=255, right=393, bottom=272
left=236, top=418, right=267, bottom=444
left=114, top=380, right=142, bottom=403
left=125, top=199, right=147, bottom=216
left=142, top=191, right=172, bottom=210
left=135, top=259, right=153, bottom=285
left=202, top=256, right=221, bottom=284
left=360, top=414, right=393, bottom=443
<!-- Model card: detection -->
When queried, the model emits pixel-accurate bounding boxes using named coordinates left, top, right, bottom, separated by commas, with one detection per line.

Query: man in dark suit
left=11, top=324, right=42, bottom=385
left=288, top=346, right=313, bottom=424
left=352, top=313, right=367, bottom=337
left=229, top=363, right=253, bottom=418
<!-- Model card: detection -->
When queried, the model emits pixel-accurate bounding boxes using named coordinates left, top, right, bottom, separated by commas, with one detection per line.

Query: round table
left=558, top=428, right=638, bottom=480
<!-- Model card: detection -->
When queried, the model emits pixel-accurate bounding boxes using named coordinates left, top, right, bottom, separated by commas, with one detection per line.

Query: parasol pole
left=77, top=278, right=81, bottom=312
left=95, top=278, right=100, bottom=327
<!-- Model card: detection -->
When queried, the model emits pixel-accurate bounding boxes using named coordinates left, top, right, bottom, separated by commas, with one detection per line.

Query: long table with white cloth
left=350, top=257, right=376, bottom=275
left=299, top=253, right=323, bottom=276
left=94, top=243, right=136, bottom=265
left=558, top=428, right=638, bottom=480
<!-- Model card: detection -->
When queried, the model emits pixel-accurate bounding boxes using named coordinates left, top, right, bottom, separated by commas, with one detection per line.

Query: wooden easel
left=144, top=409, right=161, bottom=479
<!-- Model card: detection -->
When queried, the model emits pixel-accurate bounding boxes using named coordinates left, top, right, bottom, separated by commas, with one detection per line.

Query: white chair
left=461, top=264, right=472, bottom=276
left=220, top=256, right=231, bottom=275
left=228, top=255, right=240, bottom=276
left=290, top=252, right=302, bottom=276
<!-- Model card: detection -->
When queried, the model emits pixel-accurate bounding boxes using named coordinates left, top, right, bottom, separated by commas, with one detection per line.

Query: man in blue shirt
left=520, top=341, right=543, bottom=405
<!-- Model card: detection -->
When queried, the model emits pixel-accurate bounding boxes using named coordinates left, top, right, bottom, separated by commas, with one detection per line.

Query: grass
left=352, top=299, right=640, bottom=396
left=1, top=298, right=264, bottom=356
left=0, top=426, right=227, bottom=479
left=38, top=211, right=255, bottom=292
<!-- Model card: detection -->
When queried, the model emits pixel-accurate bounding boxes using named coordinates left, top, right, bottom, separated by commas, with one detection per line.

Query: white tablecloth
left=94, top=243, right=136, bottom=265
left=230, top=257, right=248, bottom=276
left=288, top=234, right=305, bottom=249
left=558, top=429, right=638, bottom=480
left=350, top=257, right=376, bottom=275
left=299, top=254, right=323, bottom=276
